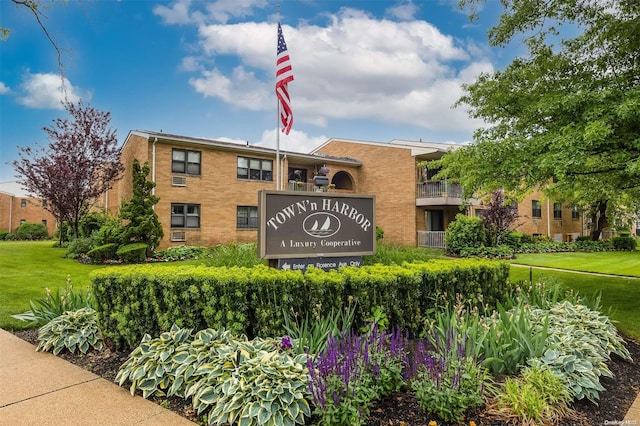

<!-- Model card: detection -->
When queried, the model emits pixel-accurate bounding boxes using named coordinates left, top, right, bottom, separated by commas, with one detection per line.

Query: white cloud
left=165, top=6, right=492, bottom=136
left=17, top=73, right=90, bottom=109
left=254, top=127, right=329, bottom=154
left=154, top=0, right=267, bottom=25
left=153, top=0, right=194, bottom=25
left=386, top=1, right=419, bottom=21
left=0, top=82, right=10, bottom=95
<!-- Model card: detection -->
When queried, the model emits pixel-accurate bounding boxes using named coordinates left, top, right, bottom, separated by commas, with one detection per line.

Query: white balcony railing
left=416, top=181, right=463, bottom=198
left=417, top=231, right=446, bottom=249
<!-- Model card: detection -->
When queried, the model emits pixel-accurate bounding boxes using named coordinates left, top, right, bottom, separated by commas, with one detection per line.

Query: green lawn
left=512, top=251, right=640, bottom=277
left=0, top=241, right=206, bottom=330
left=3, top=242, right=639, bottom=340
left=509, top=251, right=640, bottom=339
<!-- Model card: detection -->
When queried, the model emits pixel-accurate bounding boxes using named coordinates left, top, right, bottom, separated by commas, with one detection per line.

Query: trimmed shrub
left=0, top=230, right=9, bottom=240
left=91, top=260, right=510, bottom=350
left=116, top=242, right=148, bottom=263
left=86, top=243, right=118, bottom=263
left=574, top=239, right=614, bottom=251
left=15, top=222, right=48, bottom=240
left=445, top=214, right=486, bottom=255
left=4, top=232, right=16, bottom=240
left=611, top=235, right=637, bottom=251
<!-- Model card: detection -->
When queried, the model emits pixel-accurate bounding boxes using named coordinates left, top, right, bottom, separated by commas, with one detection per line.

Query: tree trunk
left=589, top=200, right=608, bottom=240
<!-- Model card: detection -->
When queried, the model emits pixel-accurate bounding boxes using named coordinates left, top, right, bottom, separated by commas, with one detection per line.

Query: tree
left=13, top=100, right=123, bottom=244
left=438, top=0, right=640, bottom=240
left=118, top=159, right=163, bottom=253
left=480, top=191, right=519, bottom=246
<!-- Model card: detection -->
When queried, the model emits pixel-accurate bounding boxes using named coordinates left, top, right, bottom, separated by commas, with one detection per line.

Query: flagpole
left=276, top=98, right=281, bottom=191
left=276, top=5, right=281, bottom=191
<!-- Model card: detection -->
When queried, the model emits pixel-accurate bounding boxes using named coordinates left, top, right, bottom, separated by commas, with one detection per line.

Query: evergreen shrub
left=445, top=214, right=486, bottom=255
left=611, top=235, right=637, bottom=251
left=15, top=222, right=49, bottom=240
left=91, top=259, right=510, bottom=350
left=116, top=242, right=148, bottom=263
left=86, top=243, right=119, bottom=263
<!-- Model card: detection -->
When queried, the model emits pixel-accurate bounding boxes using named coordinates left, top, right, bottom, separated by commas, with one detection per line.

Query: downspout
left=152, top=138, right=157, bottom=207
left=546, top=199, right=551, bottom=238
left=9, top=195, right=12, bottom=232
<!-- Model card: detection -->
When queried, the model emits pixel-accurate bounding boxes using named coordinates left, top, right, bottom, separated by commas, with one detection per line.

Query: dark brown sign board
left=258, top=190, right=376, bottom=259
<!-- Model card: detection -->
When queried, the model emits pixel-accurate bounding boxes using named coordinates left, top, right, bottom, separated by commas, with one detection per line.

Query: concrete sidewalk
left=0, top=329, right=195, bottom=425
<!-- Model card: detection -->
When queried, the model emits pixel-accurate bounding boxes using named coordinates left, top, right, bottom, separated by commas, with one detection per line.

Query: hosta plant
left=116, top=325, right=311, bottom=425
left=115, top=324, right=196, bottom=399
left=187, top=342, right=311, bottom=426
left=36, top=307, right=104, bottom=355
left=528, top=301, right=632, bottom=403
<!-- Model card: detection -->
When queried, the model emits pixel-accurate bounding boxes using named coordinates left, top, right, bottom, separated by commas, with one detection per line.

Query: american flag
left=276, top=22, right=294, bottom=135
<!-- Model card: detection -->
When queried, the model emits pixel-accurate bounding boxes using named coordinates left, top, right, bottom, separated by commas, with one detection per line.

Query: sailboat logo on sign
left=302, top=212, right=341, bottom=238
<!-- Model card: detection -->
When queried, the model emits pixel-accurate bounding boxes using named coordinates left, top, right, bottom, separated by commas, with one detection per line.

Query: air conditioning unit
left=171, top=231, right=186, bottom=242
left=172, top=176, right=187, bottom=186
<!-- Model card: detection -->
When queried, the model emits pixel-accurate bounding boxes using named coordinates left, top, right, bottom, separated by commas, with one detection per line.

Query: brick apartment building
left=0, top=188, right=57, bottom=236
left=103, top=131, right=584, bottom=250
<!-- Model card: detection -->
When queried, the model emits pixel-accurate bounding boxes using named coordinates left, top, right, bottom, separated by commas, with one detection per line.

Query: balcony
left=416, top=181, right=464, bottom=206
left=417, top=231, right=446, bottom=249
left=287, top=181, right=332, bottom=192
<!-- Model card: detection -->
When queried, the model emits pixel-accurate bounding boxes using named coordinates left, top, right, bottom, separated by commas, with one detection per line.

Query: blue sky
left=0, top=0, right=517, bottom=187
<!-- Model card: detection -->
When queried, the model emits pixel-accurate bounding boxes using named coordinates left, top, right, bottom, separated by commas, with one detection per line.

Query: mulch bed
left=14, top=329, right=640, bottom=425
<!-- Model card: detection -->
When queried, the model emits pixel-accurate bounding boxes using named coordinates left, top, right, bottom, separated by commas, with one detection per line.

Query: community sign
left=258, top=190, right=376, bottom=259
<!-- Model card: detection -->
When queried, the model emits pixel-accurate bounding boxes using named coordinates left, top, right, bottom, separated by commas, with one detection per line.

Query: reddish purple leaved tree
left=13, top=100, right=124, bottom=243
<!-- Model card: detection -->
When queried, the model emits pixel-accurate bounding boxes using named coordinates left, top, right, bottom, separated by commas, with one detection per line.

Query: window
left=553, top=202, right=562, bottom=219
left=42, top=200, right=47, bottom=208
left=172, top=149, right=201, bottom=175
left=42, top=220, right=47, bottom=227
left=532, top=200, right=542, bottom=218
left=572, top=204, right=580, bottom=220
left=237, top=206, right=258, bottom=229
left=237, top=157, right=273, bottom=181
left=171, top=203, right=200, bottom=228
left=20, top=219, right=26, bottom=225
left=21, top=199, right=27, bottom=208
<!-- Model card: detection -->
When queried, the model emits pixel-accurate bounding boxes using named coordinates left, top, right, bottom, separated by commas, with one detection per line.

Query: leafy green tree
left=118, top=159, right=163, bottom=253
left=439, top=0, right=640, bottom=240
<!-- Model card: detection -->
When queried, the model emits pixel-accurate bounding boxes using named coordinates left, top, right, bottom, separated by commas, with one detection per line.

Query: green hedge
left=91, top=259, right=510, bottom=350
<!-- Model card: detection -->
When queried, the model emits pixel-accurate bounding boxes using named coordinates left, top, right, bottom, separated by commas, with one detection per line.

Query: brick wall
left=0, top=192, right=57, bottom=236
left=315, top=140, right=417, bottom=246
